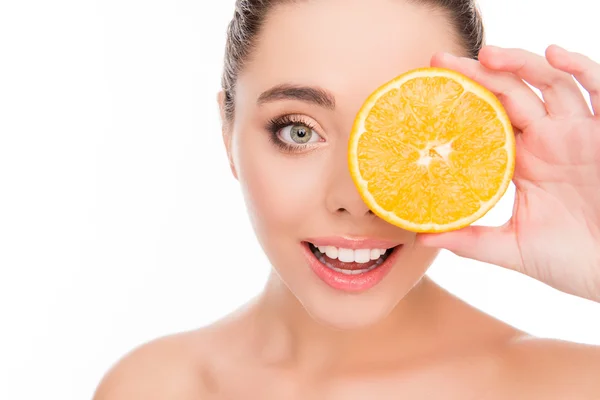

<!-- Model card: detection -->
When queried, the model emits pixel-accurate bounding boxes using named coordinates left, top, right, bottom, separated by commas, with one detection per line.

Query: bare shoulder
left=92, top=329, right=220, bottom=400
left=497, top=335, right=600, bottom=398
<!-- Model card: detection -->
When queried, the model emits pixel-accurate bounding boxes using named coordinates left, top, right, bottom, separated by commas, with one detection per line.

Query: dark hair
left=221, top=0, right=485, bottom=122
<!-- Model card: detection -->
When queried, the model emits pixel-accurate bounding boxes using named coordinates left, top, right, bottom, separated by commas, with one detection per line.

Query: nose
left=325, top=153, right=374, bottom=218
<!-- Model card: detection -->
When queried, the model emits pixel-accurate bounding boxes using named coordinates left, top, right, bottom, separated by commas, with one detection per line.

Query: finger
left=431, top=52, right=546, bottom=131
left=545, top=44, right=600, bottom=115
left=417, top=224, right=522, bottom=271
left=478, top=46, right=591, bottom=117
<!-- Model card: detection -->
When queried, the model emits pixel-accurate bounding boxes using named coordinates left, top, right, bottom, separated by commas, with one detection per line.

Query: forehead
left=237, top=0, right=463, bottom=110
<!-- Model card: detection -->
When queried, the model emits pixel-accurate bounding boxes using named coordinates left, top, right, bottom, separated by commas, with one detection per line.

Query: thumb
left=417, top=224, right=523, bottom=270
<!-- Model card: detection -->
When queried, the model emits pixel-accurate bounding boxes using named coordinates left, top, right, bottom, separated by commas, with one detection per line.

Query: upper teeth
left=316, top=246, right=388, bottom=263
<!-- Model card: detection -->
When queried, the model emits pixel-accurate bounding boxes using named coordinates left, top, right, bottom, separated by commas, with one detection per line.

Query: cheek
left=233, top=130, right=325, bottom=237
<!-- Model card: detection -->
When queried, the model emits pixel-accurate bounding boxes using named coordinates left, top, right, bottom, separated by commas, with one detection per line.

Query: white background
left=1, top=0, right=599, bottom=398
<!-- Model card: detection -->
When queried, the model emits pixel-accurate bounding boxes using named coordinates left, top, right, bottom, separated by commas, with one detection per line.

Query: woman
left=94, top=0, right=600, bottom=398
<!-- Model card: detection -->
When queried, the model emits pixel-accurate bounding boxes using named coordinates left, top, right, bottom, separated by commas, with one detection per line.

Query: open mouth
left=302, top=240, right=402, bottom=292
left=307, top=242, right=396, bottom=275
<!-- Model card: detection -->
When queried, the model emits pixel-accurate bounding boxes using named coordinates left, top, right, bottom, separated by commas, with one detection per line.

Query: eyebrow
left=257, top=84, right=336, bottom=109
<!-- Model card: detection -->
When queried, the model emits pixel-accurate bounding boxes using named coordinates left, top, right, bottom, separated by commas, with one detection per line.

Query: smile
left=308, top=243, right=394, bottom=275
left=301, top=237, right=403, bottom=292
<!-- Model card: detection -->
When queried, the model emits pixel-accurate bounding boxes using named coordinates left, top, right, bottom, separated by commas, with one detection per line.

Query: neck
left=251, top=271, right=449, bottom=369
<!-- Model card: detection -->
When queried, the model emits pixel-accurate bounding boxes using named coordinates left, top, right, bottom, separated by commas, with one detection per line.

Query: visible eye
left=279, top=123, right=322, bottom=145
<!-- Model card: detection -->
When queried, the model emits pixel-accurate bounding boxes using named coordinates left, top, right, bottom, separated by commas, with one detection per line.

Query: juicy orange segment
left=348, top=67, right=515, bottom=233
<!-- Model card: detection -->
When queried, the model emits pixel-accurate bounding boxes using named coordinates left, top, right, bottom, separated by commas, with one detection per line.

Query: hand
left=419, top=45, right=600, bottom=302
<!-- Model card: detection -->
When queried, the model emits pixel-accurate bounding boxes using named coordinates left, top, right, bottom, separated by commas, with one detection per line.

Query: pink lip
left=301, top=241, right=403, bottom=293
left=305, top=236, right=402, bottom=250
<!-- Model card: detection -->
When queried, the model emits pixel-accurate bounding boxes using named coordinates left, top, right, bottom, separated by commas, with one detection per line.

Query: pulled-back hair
left=221, top=0, right=485, bottom=122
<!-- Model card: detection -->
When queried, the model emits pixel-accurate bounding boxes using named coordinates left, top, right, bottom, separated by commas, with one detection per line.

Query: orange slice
left=348, top=67, right=515, bottom=233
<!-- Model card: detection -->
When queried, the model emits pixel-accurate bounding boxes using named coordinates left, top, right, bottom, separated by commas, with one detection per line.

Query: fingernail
left=436, top=52, right=457, bottom=62
left=550, top=44, right=568, bottom=54
left=484, top=45, right=501, bottom=53
left=417, top=233, right=438, bottom=247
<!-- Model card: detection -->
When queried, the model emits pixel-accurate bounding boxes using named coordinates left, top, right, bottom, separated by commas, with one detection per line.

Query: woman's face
left=222, top=0, right=464, bottom=329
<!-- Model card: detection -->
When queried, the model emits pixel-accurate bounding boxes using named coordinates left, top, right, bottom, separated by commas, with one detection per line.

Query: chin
left=262, top=234, right=439, bottom=330
left=291, top=242, right=435, bottom=329
left=301, top=295, right=403, bottom=331
left=292, top=267, right=425, bottom=331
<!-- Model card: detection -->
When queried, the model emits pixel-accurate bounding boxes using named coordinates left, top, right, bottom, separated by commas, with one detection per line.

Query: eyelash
left=266, top=114, right=322, bottom=153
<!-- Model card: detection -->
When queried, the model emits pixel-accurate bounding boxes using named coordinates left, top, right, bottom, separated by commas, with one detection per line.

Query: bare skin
left=94, top=0, right=600, bottom=398
left=94, top=279, right=600, bottom=399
